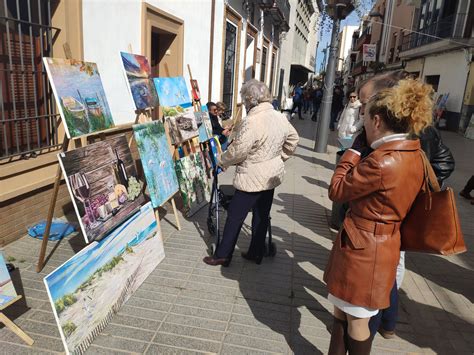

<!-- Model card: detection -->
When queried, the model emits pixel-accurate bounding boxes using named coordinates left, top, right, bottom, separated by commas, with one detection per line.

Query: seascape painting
left=197, top=108, right=213, bottom=142
left=43, top=58, right=114, bottom=138
left=133, top=121, right=179, bottom=207
left=175, top=152, right=211, bottom=217
left=153, top=77, right=192, bottom=108
left=58, top=135, right=145, bottom=243
left=163, top=106, right=199, bottom=144
left=120, top=52, right=159, bottom=110
left=44, top=202, right=165, bottom=355
left=0, top=252, right=17, bottom=308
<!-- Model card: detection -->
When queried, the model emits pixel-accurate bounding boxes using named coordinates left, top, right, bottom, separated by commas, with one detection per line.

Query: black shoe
left=203, top=256, right=231, bottom=267
left=241, top=252, right=263, bottom=265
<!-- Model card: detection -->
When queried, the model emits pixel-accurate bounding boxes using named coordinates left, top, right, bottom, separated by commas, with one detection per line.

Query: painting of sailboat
left=120, top=52, right=159, bottom=110
left=44, top=202, right=165, bottom=355
left=43, top=58, right=114, bottom=138
left=153, top=77, right=192, bottom=108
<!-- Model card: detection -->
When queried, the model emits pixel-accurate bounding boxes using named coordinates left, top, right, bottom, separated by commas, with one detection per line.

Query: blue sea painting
left=44, top=202, right=165, bottom=355
left=0, top=252, right=17, bottom=308
left=43, top=58, right=114, bottom=139
left=133, top=121, right=179, bottom=208
left=120, top=52, right=159, bottom=110
left=153, top=77, right=192, bottom=108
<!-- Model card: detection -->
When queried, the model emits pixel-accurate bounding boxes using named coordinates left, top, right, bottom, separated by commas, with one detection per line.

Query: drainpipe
left=208, top=0, right=216, bottom=101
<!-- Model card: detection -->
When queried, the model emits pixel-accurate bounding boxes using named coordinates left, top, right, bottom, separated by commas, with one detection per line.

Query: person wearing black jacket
left=207, top=101, right=229, bottom=146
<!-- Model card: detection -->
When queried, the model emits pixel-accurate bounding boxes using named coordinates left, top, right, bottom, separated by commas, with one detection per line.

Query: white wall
left=83, top=0, right=142, bottom=125
left=422, top=50, right=470, bottom=113
left=338, top=26, right=357, bottom=72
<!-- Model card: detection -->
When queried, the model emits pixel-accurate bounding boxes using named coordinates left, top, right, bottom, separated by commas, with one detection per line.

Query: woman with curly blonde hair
left=324, top=77, right=433, bottom=354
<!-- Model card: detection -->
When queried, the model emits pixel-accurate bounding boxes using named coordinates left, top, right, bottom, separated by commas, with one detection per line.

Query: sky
left=315, top=1, right=375, bottom=73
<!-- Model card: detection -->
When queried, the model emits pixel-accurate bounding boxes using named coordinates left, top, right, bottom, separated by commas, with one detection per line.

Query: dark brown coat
left=324, top=140, right=424, bottom=309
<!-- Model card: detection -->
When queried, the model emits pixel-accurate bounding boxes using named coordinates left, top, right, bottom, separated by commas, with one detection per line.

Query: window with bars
left=0, top=0, right=60, bottom=161
left=260, top=46, right=267, bottom=83
left=222, top=20, right=237, bottom=118
left=269, top=51, right=276, bottom=94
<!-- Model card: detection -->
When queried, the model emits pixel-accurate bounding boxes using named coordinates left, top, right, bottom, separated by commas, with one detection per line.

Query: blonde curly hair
left=368, top=78, right=433, bottom=135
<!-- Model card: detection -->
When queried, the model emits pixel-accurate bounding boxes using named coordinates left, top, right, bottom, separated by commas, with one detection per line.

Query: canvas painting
left=120, top=52, right=159, bottom=110
left=133, top=121, right=179, bottom=207
left=197, top=107, right=213, bottom=143
left=153, top=77, right=192, bottom=108
left=190, top=79, right=201, bottom=102
left=58, top=135, right=145, bottom=243
left=175, top=152, right=211, bottom=217
left=0, top=252, right=17, bottom=308
left=44, top=202, right=165, bottom=355
left=163, top=106, right=199, bottom=144
left=43, top=58, right=115, bottom=138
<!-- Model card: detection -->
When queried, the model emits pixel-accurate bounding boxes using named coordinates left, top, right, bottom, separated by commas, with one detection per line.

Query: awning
left=291, top=64, right=314, bottom=73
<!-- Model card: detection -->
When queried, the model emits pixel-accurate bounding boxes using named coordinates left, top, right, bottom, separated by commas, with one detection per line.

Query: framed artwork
left=58, top=135, right=145, bottom=243
left=43, top=58, right=115, bottom=138
left=133, top=121, right=179, bottom=207
left=197, top=107, right=213, bottom=143
left=163, top=106, right=199, bottom=145
left=44, top=203, right=164, bottom=355
left=120, top=52, right=159, bottom=110
left=0, top=252, right=17, bottom=308
left=190, top=79, right=201, bottom=102
left=175, top=152, right=211, bottom=217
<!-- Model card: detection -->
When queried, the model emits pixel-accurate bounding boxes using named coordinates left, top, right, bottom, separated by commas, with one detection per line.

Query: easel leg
left=0, top=313, right=34, bottom=346
left=170, top=198, right=181, bottom=231
left=36, top=136, right=69, bottom=273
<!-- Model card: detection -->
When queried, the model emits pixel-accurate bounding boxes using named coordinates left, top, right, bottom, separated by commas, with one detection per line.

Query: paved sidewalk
left=1, top=114, right=473, bottom=354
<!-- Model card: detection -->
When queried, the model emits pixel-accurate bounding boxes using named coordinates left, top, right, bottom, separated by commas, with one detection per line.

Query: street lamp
left=314, top=0, right=355, bottom=153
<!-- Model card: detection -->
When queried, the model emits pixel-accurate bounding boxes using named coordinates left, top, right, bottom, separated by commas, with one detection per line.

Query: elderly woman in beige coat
left=203, top=80, right=299, bottom=267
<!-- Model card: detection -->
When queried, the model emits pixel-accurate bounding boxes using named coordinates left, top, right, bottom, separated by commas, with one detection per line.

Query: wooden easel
left=187, top=65, right=202, bottom=112
left=0, top=296, right=34, bottom=345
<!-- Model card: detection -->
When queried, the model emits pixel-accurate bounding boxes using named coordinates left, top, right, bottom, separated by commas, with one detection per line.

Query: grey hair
left=240, top=79, right=272, bottom=109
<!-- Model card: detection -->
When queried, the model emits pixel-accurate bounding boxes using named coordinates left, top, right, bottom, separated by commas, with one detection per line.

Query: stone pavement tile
left=27, top=310, right=57, bottom=324
left=226, top=323, right=288, bottom=343
left=16, top=319, right=60, bottom=338
left=159, top=256, right=197, bottom=268
left=169, top=304, right=231, bottom=322
left=223, top=333, right=287, bottom=353
left=232, top=304, right=290, bottom=323
left=164, top=313, right=228, bottom=332
left=220, top=344, right=279, bottom=354
left=0, top=342, right=56, bottom=355
left=149, top=268, right=191, bottom=280
left=138, top=282, right=181, bottom=295
left=101, top=323, right=155, bottom=342
left=178, top=288, right=236, bottom=305
left=132, top=288, right=179, bottom=304
left=126, top=296, right=174, bottom=312
left=92, top=334, right=148, bottom=353
left=229, top=313, right=289, bottom=334
left=85, top=345, right=133, bottom=354
left=119, top=304, right=167, bottom=321
left=145, top=344, right=206, bottom=354
left=175, top=295, right=234, bottom=313
left=110, top=314, right=161, bottom=331
left=234, top=297, right=292, bottom=314
left=152, top=332, right=221, bottom=353
left=159, top=322, right=225, bottom=342
left=0, top=330, right=64, bottom=352
left=185, top=280, right=236, bottom=296
left=143, top=275, right=187, bottom=288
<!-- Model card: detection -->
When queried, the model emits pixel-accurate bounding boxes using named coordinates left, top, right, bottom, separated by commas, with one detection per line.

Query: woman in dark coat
left=325, top=78, right=434, bottom=354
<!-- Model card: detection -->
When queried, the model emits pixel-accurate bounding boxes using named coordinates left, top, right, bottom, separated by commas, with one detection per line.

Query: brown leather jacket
left=324, top=140, right=424, bottom=309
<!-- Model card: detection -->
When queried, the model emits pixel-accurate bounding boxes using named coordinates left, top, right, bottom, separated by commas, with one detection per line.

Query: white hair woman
left=203, top=79, right=299, bottom=266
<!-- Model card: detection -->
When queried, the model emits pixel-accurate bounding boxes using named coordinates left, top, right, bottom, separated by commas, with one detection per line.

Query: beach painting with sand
left=44, top=202, right=164, bottom=355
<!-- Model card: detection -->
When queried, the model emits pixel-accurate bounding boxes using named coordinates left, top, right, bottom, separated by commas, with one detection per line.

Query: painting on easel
left=153, top=77, right=192, bottom=108
left=163, top=106, right=199, bottom=145
left=133, top=121, right=179, bottom=208
left=120, top=52, right=159, bottom=110
left=58, top=135, right=145, bottom=243
left=197, top=106, right=213, bottom=142
left=175, top=152, right=211, bottom=217
left=44, top=202, right=165, bottom=355
left=0, top=252, right=16, bottom=307
left=43, top=58, right=115, bottom=138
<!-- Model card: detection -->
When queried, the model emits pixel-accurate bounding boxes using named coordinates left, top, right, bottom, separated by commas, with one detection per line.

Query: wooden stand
left=0, top=296, right=34, bottom=346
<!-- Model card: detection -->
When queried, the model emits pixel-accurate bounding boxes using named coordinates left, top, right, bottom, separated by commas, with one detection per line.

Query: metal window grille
left=223, top=21, right=237, bottom=118
left=260, top=46, right=267, bottom=82
left=0, top=0, right=61, bottom=162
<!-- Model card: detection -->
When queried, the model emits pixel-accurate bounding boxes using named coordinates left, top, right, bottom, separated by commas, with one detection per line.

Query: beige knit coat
left=218, top=102, right=299, bottom=192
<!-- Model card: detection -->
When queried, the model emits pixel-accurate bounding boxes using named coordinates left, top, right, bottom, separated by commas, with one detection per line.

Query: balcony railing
left=355, top=27, right=371, bottom=50
left=401, top=13, right=466, bottom=52
left=258, top=0, right=291, bottom=31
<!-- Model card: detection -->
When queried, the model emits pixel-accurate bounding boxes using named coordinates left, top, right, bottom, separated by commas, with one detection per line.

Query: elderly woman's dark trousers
left=215, top=189, right=274, bottom=259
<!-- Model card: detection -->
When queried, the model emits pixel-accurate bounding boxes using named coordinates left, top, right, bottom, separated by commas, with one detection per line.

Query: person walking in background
left=303, top=86, right=312, bottom=114
left=337, top=92, right=362, bottom=139
left=291, top=83, right=303, bottom=120
left=330, top=86, right=344, bottom=131
left=203, top=79, right=299, bottom=267
left=460, top=175, right=474, bottom=205
left=311, top=86, right=323, bottom=122
left=325, top=77, right=433, bottom=354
